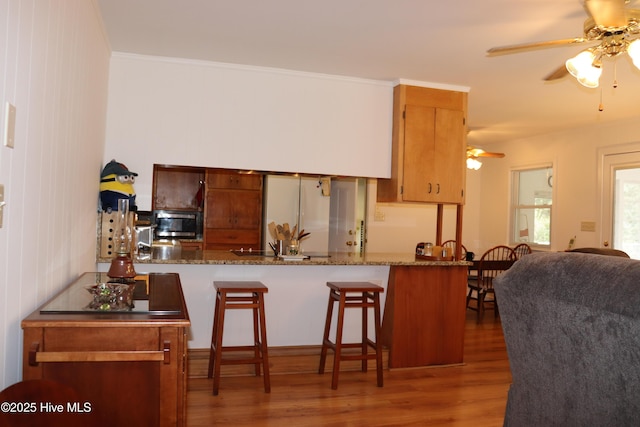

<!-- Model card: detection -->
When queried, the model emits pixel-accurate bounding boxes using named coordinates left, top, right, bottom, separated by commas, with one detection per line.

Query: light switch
left=4, top=102, right=16, bottom=148
left=0, top=184, right=4, bottom=228
left=374, top=206, right=385, bottom=222
left=581, top=221, right=596, bottom=232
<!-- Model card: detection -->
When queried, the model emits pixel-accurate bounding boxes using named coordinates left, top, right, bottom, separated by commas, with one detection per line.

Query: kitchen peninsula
left=97, top=83, right=470, bottom=370
left=96, top=250, right=470, bottom=369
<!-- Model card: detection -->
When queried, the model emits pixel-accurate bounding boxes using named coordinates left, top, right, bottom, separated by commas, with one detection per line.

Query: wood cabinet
left=381, top=265, right=468, bottom=368
left=377, top=84, right=467, bottom=204
left=179, top=240, right=203, bottom=251
left=204, top=169, right=263, bottom=250
left=21, top=273, right=190, bottom=427
left=153, top=165, right=205, bottom=211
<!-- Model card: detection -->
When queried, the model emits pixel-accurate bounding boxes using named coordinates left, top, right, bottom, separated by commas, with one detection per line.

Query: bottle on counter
left=425, top=243, right=433, bottom=256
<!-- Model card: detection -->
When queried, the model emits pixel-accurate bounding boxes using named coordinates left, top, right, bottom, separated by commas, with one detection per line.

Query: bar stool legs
left=318, top=281, right=384, bottom=389
left=207, top=281, right=270, bottom=395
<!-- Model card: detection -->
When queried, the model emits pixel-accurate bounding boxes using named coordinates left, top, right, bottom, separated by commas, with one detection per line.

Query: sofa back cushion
left=494, top=252, right=640, bottom=426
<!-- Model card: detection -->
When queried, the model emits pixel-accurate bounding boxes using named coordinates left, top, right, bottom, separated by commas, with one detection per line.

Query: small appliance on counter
left=153, top=210, right=203, bottom=240
left=152, top=239, right=182, bottom=260
left=135, top=224, right=155, bottom=252
left=135, top=210, right=153, bottom=225
left=415, top=241, right=453, bottom=261
left=134, top=210, right=155, bottom=253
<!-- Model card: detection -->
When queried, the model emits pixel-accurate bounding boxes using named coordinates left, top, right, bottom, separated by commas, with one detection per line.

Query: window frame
left=509, top=164, right=554, bottom=249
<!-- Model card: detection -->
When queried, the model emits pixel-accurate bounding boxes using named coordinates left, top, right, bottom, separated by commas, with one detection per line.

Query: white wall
left=103, top=54, right=394, bottom=211
left=103, top=54, right=487, bottom=256
left=365, top=174, right=483, bottom=256
left=0, top=0, right=110, bottom=388
left=476, top=117, right=640, bottom=254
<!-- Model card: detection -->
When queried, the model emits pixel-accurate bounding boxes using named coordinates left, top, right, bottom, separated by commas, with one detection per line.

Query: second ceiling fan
left=487, top=0, right=640, bottom=88
left=466, top=146, right=505, bottom=170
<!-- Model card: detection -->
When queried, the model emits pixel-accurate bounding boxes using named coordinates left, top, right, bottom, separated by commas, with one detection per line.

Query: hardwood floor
left=186, top=312, right=511, bottom=426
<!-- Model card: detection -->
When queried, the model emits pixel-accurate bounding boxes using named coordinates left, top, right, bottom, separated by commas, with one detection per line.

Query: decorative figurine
left=99, top=159, right=138, bottom=212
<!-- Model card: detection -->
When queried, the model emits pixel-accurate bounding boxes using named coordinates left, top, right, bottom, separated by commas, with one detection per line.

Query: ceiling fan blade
left=584, top=0, right=628, bottom=28
left=487, top=38, right=588, bottom=56
left=477, top=152, right=506, bottom=158
left=467, top=147, right=505, bottom=158
left=544, top=64, right=570, bottom=81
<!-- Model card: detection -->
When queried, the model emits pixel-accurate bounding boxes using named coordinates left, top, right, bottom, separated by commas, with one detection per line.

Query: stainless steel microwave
left=153, top=210, right=202, bottom=239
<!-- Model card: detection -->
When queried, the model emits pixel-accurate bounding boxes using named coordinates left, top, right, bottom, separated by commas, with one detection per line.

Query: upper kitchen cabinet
left=153, top=165, right=205, bottom=210
left=377, top=85, right=467, bottom=204
left=206, top=170, right=263, bottom=191
left=204, top=169, right=263, bottom=250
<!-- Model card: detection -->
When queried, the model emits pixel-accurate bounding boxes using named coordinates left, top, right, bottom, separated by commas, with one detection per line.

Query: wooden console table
left=21, top=272, right=190, bottom=427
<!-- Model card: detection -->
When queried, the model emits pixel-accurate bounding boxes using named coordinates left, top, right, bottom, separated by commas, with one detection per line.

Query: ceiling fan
left=487, top=0, right=640, bottom=88
left=466, top=146, right=505, bottom=170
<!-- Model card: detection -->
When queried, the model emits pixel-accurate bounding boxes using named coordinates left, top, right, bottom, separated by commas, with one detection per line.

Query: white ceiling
left=97, top=0, right=640, bottom=147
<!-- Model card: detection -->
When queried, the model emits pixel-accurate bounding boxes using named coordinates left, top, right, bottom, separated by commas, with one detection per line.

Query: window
left=511, top=166, right=553, bottom=247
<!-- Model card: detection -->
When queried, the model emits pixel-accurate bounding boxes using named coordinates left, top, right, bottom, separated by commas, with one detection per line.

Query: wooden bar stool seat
left=207, top=281, right=270, bottom=395
left=318, top=281, right=384, bottom=389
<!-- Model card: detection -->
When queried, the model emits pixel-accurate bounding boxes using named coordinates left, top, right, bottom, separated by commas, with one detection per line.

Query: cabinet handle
left=28, top=342, right=170, bottom=365
left=163, top=340, right=171, bottom=364
left=437, top=183, right=440, bottom=194
left=428, top=183, right=432, bottom=194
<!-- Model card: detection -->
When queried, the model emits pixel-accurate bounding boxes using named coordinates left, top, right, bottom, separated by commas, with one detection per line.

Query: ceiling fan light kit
left=627, top=38, right=640, bottom=66
left=566, top=49, right=603, bottom=87
left=466, top=157, right=483, bottom=170
left=488, top=0, right=640, bottom=89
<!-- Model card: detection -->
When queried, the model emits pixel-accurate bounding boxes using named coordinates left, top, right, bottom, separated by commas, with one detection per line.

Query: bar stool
left=318, top=281, right=384, bottom=389
left=207, top=281, right=270, bottom=395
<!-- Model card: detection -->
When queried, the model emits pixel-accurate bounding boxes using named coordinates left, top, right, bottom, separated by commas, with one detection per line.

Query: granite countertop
left=97, top=249, right=471, bottom=267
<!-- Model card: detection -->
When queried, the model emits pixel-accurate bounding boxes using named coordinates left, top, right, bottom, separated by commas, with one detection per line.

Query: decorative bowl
left=85, top=282, right=135, bottom=311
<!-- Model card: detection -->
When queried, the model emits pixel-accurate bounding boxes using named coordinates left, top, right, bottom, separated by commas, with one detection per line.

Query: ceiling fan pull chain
left=613, top=61, right=618, bottom=89
left=599, top=87, right=604, bottom=112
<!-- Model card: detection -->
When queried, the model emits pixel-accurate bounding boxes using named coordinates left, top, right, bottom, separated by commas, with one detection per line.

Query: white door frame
left=598, top=142, right=640, bottom=251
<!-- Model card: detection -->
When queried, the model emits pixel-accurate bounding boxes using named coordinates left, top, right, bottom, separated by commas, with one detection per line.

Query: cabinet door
left=203, top=230, right=261, bottom=250
left=179, top=241, right=203, bottom=251
left=402, top=104, right=436, bottom=202
left=401, top=105, right=465, bottom=203
left=433, top=108, right=465, bottom=203
left=207, top=171, right=262, bottom=190
left=22, top=326, right=186, bottom=427
left=205, top=190, right=262, bottom=229
left=204, top=170, right=263, bottom=250
left=153, top=166, right=205, bottom=210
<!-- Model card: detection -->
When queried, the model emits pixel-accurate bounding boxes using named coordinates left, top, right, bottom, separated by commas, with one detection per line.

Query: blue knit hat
left=100, top=159, right=138, bottom=178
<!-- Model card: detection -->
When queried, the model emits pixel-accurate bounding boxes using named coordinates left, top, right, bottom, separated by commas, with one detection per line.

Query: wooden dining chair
left=442, top=240, right=467, bottom=260
left=467, top=245, right=517, bottom=322
left=513, top=243, right=532, bottom=259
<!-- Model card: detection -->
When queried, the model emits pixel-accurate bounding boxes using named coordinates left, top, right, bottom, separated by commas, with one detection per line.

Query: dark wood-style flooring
left=186, top=312, right=511, bottom=426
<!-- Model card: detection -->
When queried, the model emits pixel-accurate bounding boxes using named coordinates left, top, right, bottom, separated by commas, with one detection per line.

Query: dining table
left=469, top=259, right=517, bottom=273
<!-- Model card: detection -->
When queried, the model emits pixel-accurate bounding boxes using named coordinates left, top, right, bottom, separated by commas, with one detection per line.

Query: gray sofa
left=494, top=252, right=640, bottom=426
